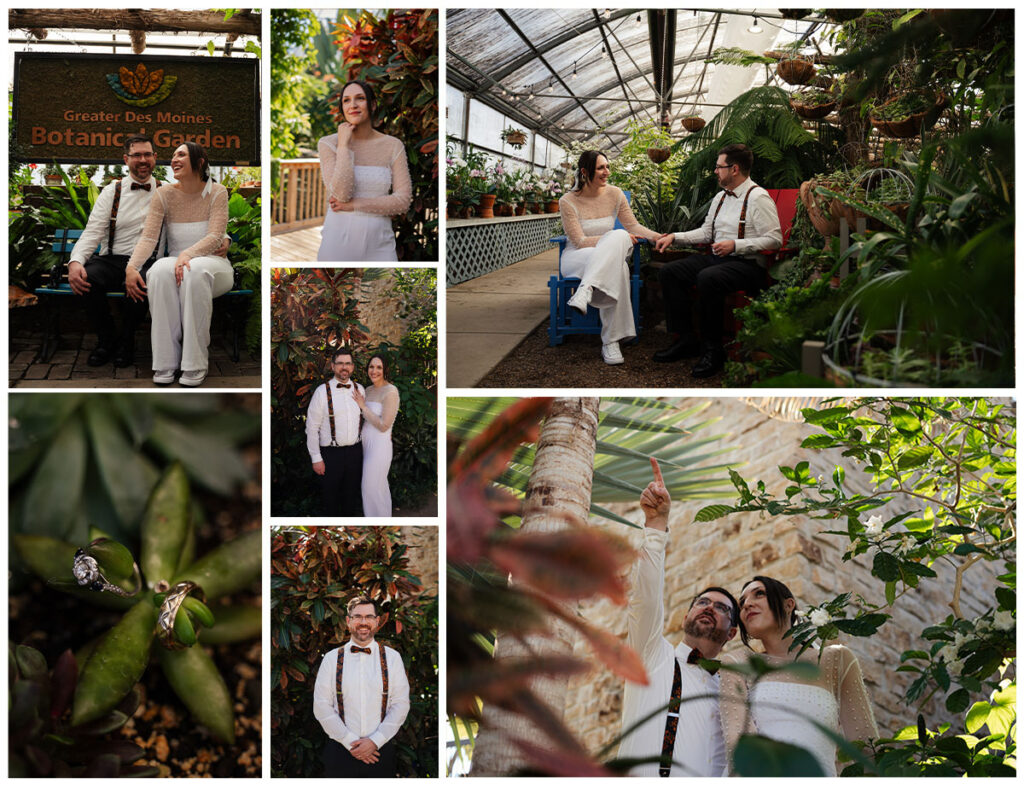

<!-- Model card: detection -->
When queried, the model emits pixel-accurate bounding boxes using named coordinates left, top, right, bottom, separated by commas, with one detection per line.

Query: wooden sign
left=13, top=52, right=259, bottom=165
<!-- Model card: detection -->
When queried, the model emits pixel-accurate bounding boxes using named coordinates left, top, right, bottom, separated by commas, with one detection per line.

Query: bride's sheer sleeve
left=318, top=135, right=356, bottom=202
left=558, top=193, right=599, bottom=249
left=127, top=188, right=166, bottom=270
left=363, top=385, right=400, bottom=432
left=835, top=646, right=878, bottom=742
left=615, top=188, right=661, bottom=242
left=719, top=651, right=752, bottom=774
left=179, top=186, right=229, bottom=261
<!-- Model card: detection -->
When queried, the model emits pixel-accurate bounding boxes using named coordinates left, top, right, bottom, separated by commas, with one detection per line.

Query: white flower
left=809, top=608, right=832, bottom=627
left=896, top=535, right=914, bottom=556
left=947, top=658, right=965, bottom=677
left=953, top=631, right=969, bottom=649
left=794, top=609, right=807, bottom=619
left=864, top=515, right=885, bottom=538
left=937, top=643, right=957, bottom=663
left=993, top=610, right=1015, bottom=631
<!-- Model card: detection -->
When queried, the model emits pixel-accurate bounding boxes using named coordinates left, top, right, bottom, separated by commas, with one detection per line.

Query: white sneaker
left=601, top=342, right=624, bottom=365
left=179, top=369, right=207, bottom=387
left=153, top=370, right=176, bottom=385
left=567, top=285, right=592, bottom=314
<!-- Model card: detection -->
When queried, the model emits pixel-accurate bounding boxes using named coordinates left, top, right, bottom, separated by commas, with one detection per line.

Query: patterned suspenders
left=659, top=659, right=683, bottom=776
left=335, top=644, right=390, bottom=725
left=325, top=384, right=339, bottom=446
left=709, top=186, right=760, bottom=244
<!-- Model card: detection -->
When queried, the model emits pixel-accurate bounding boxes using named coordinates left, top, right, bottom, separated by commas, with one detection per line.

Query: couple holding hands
left=558, top=144, right=782, bottom=377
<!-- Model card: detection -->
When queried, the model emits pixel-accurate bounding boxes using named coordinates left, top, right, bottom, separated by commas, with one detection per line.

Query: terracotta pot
left=527, top=201, right=539, bottom=213
left=447, top=199, right=460, bottom=219
left=681, top=116, right=705, bottom=133
left=777, top=58, right=816, bottom=86
left=44, top=175, right=63, bottom=186
left=476, top=193, right=497, bottom=218
left=515, top=204, right=526, bottom=216
left=545, top=201, right=559, bottom=213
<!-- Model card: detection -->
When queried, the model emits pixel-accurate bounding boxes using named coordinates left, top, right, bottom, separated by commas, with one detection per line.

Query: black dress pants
left=320, top=443, right=364, bottom=517
left=322, top=738, right=396, bottom=777
left=658, top=253, right=767, bottom=347
left=80, top=253, right=150, bottom=350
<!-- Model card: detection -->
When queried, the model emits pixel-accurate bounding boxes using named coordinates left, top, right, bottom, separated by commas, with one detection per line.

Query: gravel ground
left=476, top=320, right=727, bottom=389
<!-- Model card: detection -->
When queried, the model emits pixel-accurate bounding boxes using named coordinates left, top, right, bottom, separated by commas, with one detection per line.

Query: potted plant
left=473, top=163, right=497, bottom=218
left=680, top=114, right=705, bottom=133
left=777, top=53, right=816, bottom=86
left=789, top=89, right=837, bottom=120
left=499, top=126, right=528, bottom=150
left=42, top=163, right=63, bottom=186
left=541, top=175, right=563, bottom=213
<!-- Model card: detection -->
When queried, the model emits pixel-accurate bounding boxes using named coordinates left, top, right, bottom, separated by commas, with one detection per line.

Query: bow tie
left=723, top=189, right=737, bottom=198
left=686, top=647, right=720, bottom=674
left=130, top=182, right=152, bottom=191
left=351, top=646, right=372, bottom=654
left=336, top=382, right=352, bottom=389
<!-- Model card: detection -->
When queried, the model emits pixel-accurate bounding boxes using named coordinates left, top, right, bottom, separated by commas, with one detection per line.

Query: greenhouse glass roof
left=447, top=8, right=838, bottom=151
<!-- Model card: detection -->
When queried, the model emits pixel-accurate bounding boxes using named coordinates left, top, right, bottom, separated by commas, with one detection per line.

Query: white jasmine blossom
left=896, top=535, right=914, bottom=556
left=993, top=610, right=1015, bottom=631
left=947, top=658, right=965, bottom=677
left=937, top=643, right=957, bottom=663
left=864, top=514, right=885, bottom=538
left=809, top=608, right=832, bottom=627
left=794, top=609, right=807, bottom=619
left=953, top=631, right=969, bottom=649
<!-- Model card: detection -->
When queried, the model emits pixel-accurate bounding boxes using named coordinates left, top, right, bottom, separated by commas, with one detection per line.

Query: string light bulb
left=748, top=15, right=763, bottom=34
left=572, top=61, right=578, bottom=80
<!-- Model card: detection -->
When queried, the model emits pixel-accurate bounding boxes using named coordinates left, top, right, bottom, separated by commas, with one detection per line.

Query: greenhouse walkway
left=446, top=247, right=555, bottom=388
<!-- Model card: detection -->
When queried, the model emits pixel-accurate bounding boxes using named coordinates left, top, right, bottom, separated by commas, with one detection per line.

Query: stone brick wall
left=404, top=525, right=439, bottom=596
left=358, top=272, right=433, bottom=349
left=562, top=398, right=1001, bottom=758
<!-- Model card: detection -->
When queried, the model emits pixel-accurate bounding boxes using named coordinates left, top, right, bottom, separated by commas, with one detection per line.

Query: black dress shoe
left=653, top=337, right=701, bottom=363
left=691, top=347, right=726, bottom=379
left=87, top=347, right=112, bottom=367
left=113, top=346, right=135, bottom=368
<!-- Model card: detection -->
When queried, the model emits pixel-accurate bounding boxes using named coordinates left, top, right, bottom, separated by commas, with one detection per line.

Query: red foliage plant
left=447, top=398, right=649, bottom=775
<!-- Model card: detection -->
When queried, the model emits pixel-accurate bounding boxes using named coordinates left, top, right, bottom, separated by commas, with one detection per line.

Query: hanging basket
left=646, top=147, right=671, bottom=164
left=790, top=94, right=837, bottom=120
left=869, top=92, right=945, bottom=138
left=800, top=179, right=841, bottom=238
left=825, top=9, right=864, bottom=23
left=680, top=116, right=705, bottom=133
left=777, top=57, right=816, bottom=86
left=504, top=129, right=527, bottom=148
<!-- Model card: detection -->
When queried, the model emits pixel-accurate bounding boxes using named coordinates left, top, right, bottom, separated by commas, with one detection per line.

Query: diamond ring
left=156, top=581, right=205, bottom=650
left=72, top=539, right=142, bottom=597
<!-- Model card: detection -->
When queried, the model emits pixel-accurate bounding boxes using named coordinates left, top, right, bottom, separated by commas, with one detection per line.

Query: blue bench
left=546, top=190, right=647, bottom=347
left=33, top=228, right=253, bottom=363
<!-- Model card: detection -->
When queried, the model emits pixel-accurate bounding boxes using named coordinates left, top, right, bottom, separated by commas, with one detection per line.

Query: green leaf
left=732, top=734, right=825, bottom=776
left=885, top=580, right=897, bottom=606
left=890, top=407, right=922, bottom=435
left=995, top=587, right=1014, bottom=611
left=872, top=551, right=901, bottom=582
left=946, top=688, right=971, bottom=713
left=23, top=417, right=88, bottom=540
left=694, top=504, right=736, bottom=522
left=206, top=40, right=215, bottom=56
left=897, top=445, right=933, bottom=469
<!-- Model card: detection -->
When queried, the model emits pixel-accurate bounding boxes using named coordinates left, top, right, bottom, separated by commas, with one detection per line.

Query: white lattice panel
left=447, top=215, right=561, bottom=285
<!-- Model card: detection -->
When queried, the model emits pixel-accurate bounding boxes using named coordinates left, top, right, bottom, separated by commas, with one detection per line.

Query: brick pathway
left=10, top=329, right=260, bottom=388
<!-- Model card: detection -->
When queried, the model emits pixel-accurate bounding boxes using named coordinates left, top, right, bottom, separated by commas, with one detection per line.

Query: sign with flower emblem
left=12, top=52, right=259, bottom=165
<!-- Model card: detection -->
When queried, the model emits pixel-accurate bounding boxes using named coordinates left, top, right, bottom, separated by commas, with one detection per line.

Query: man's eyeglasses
left=712, top=163, right=733, bottom=170
left=693, top=597, right=733, bottom=618
left=349, top=614, right=377, bottom=622
left=127, top=153, right=156, bottom=160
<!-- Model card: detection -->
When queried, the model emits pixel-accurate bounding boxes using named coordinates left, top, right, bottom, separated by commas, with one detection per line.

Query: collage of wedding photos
left=4, top=6, right=1016, bottom=780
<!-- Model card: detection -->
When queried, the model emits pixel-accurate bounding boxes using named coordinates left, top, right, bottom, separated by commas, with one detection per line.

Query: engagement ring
left=72, top=540, right=142, bottom=597
left=157, top=581, right=205, bottom=650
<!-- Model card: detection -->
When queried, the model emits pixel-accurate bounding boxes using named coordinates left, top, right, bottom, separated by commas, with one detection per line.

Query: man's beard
left=683, top=614, right=729, bottom=645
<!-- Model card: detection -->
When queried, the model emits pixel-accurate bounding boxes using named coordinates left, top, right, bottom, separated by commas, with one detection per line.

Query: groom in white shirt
left=618, top=459, right=739, bottom=776
left=313, top=596, right=411, bottom=776
left=306, top=347, right=365, bottom=516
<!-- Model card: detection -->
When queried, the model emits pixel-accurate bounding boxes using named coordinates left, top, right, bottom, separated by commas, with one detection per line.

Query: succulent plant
left=9, top=643, right=159, bottom=777
left=13, top=464, right=261, bottom=745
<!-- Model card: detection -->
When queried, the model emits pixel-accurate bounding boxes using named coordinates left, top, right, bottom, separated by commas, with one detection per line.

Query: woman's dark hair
left=339, top=80, right=378, bottom=123
left=572, top=150, right=608, bottom=191
left=738, top=575, right=798, bottom=646
left=182, top=141, right=211, bottom=182
left=367, top=352, right=389, bottom=382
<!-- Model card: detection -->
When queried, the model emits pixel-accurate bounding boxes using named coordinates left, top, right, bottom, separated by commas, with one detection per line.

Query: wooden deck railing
left=272, top=159, right=325, bottom=235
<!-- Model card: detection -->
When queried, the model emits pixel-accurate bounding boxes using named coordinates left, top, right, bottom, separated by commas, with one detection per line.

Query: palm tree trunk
left=470, top=397, right=600, bottom=776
